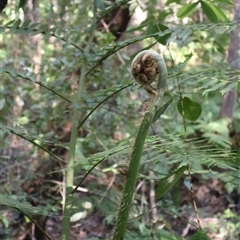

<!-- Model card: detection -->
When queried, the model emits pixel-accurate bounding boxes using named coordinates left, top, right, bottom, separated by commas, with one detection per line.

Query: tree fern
left=1, top=1, right=239, bottom=239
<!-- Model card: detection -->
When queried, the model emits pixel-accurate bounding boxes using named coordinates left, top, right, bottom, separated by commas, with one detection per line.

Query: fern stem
left=167, top=45, right=202, bottom=229
left=61, top=59, right=87, bottom=240
left=113, top=50, right=167, bottom=240
left=61, top=2, right=96, bottom=239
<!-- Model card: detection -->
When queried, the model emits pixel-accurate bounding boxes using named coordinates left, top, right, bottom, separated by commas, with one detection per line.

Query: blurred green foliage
left=0, top=0, right=239, bottom=239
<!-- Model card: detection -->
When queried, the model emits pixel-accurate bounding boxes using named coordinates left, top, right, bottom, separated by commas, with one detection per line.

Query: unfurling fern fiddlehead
left=113, top=50, right=167, bottom=240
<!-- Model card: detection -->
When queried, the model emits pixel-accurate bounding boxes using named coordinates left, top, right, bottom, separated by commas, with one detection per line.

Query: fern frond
left=3, top=68, right=72, bottom=103
left=87, top=21, right=239, bottom=74
left=168, top=68, right=240, bottom=94
left=72, top=133, right=238, bottom=175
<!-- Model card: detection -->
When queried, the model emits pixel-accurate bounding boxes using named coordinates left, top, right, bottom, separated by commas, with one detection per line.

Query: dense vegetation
left=0, top=0, right=240, bottom=239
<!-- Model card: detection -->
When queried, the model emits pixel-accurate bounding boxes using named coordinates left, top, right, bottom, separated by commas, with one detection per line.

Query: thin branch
left=13, top=207, right=53, bottom=240
left=78, top=83, right=132, bottom=129
left=1, top=126, right=65, bottom=164
left=167, top=44, right=202, bottom=229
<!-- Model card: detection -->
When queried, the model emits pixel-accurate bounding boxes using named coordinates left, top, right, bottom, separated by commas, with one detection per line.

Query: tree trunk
left=219, top=0, right=240, bottom=119
left=25, top=0, right=42, bottom=76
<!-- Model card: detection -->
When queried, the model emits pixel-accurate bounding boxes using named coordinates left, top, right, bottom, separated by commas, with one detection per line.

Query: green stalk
left=113, top=50, right=167, bottom=240
left=61, top=2, right=96, bottom=239
left=61, top=61, right=86, bottom=240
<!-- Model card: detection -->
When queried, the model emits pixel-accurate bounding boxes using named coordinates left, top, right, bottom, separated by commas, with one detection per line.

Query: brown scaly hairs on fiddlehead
left=131, top=51, right=160, bottom=96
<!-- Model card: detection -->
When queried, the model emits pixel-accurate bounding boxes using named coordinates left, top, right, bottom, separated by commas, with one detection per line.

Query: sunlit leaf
left=156, top=166, right=187, bottom=200
left=177, top=2, right=198, bottom=18
left=201, top=1, right=219, bottom=22
left=18, top=116, right=29, bottom=125
left=210, top=3, right=229, bottom=21
left=3, top=20, right=16, bottom=27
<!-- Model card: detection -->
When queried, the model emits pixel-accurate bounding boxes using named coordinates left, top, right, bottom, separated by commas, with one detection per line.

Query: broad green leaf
left=238, top=81, right=240, bottom=92
left=191, top=229, right=209, bottom=240
left=201, top=1, right=219, bottom=22
left=177, top=2, right=198, bottom=18
left=177, top=97, right=202, bottom=121
left=152, top=98, right=173, bottom=123
left=147, top=23, right=172, bottom=45
left=156, top=166, right=187, bottom=200
left=210, top=4, right=229, bottom=21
